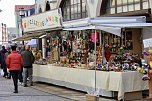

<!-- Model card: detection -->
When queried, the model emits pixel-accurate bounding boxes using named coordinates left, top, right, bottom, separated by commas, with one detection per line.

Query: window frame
left=106, top=0, right=150, bottom=14
left=62, top=0, right=87, bottom=21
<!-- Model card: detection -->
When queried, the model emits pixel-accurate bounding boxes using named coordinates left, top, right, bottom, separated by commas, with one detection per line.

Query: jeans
left=3, top=66, right=8, bottom=77
left=10, top=70, right=20, bottom=91
left=23, top=67, right=33, bottom=85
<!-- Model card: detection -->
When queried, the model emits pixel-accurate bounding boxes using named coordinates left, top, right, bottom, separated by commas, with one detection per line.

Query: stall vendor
left=32, top=48, right=42, bottom=61
left=105, top=47, right=111, bottom=62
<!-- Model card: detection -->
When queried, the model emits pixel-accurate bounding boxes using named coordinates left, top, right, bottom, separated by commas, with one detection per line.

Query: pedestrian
left=18, top=45, right=25, bottom=84
left=21, top=45, right=35, bottom=87
left=6, top=45, right=23, bottom=93
left=4, top=47, right=11, bottom=79
left=1, top=46, right=8, bottom=78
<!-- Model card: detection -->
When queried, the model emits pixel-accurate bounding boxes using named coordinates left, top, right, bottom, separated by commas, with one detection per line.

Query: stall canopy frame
left=12, top=32, right=45, bottom=41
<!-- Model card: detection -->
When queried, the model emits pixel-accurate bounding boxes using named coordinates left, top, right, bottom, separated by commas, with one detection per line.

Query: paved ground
left=32, top=82, right=117, bottom=101
left=0, top=76, right=72, bottom=101
left=0, top=74, right=145, bottom=101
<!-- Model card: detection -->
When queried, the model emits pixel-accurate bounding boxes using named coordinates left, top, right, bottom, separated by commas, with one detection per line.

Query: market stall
left=32, top=16, right=152, bottom=100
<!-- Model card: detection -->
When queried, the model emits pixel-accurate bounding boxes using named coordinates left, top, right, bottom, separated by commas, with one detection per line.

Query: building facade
left=15, top=5, right=35, bottom=38
left=0, top=23, right=9, bottom=46
left=35, top=0, right=151, bottom=18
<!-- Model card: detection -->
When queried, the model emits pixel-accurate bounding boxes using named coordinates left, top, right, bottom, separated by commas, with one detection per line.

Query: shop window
left=60, top=0, right=88, bottom=21
left=46, top=1, right=51, bottom=11
left=106, top=0, right=150, bottom=14
left=39, top=8, right=42, bottom=13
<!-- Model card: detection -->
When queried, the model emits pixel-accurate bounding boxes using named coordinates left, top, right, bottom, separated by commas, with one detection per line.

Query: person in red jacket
left=6, top=45, right=23, bottom=93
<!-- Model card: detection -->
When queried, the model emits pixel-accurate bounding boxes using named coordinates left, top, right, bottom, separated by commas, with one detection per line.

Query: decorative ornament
left=143, top=50, right=149, bottom=56
left=142, top=75, right=150, bottom=81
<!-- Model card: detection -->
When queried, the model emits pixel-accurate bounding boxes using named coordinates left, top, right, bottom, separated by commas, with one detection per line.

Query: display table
left=33, top=64, right=148, bottom=100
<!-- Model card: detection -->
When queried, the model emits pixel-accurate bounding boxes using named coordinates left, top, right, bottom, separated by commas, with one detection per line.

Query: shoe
left=7, top=77, right=11, bottom=79
left=20, top=82, right=23, bottom=85
left=23, top=85, right=28, bottom=87
left=13, top=90, right=18, bottom=93
left=29, top=84, right=33, bottom=86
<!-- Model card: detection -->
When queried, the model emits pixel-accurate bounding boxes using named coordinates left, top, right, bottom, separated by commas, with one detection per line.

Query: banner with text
left=22, top=8, right=62, bottom=32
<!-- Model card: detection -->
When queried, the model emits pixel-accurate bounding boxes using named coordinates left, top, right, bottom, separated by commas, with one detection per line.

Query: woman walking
left=6, top=45, right=23, bottom=93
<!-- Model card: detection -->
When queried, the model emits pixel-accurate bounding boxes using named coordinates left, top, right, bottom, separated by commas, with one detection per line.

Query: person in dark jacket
left=1, top=46, right=8, bottom=77
left=21, top=45, right=35, bottom=87
left=6, top=45, right=23, bottom=93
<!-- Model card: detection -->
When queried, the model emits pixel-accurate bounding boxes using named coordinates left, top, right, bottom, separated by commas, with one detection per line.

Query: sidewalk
left=0, top=76, right=72, bottom=101
left=0, top=75, right=144, bottom=101
left=32, top=82, right=117, bottom=101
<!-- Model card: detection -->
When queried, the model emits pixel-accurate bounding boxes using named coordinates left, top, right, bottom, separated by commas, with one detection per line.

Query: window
left=61, top=0, right=87, bottom=21
left=106, top=0, right=150, bottom=14
left=46, top=1, right=51, bottom=11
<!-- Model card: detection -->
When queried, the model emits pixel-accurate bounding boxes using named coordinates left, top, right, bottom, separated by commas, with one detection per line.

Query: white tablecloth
left=33, top=64, right=148, bottom=100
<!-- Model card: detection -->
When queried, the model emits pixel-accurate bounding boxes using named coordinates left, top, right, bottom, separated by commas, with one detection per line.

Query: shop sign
left=22, top=8, right=62, bottom=32
left=143, top=38, right=152, bottom=48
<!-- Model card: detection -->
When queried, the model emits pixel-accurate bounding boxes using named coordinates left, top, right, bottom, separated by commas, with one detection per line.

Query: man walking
left=6, top=45, right=23, bottom=93
left=21, top=45, right=35, bottom=87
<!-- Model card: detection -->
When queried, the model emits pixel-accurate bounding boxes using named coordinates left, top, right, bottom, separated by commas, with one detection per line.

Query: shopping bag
left=0, top=69, right=4, bottom=76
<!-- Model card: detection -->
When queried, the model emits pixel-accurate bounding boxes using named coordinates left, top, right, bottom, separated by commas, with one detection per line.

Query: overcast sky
left=0, top=0, right=35, bottom=27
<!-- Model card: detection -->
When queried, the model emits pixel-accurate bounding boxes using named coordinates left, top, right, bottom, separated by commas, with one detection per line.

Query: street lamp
left=19, top=8, right=25, bottom=45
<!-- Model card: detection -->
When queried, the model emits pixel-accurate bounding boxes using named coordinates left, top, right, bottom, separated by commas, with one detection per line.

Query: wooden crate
left=124, top=91, right=142, bottom=101
left=86, top=94, right=99, bottom=101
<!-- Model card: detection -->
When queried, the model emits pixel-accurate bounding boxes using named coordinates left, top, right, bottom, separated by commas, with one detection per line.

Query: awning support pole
left=94, top=29, right=97, bottom=92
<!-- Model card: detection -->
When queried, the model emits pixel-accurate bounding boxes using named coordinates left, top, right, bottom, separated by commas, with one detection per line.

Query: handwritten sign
left=143, top=38, right=152, bottom=48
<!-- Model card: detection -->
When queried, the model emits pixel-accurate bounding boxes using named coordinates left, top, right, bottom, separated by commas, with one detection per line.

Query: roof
left=15, top=5, right=35, bottom=12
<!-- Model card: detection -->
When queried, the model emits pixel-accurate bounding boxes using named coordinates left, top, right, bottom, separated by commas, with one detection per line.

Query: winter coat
left=6, top=51, right=23, bottom=71
left=21, top=50, right=35, bottom=67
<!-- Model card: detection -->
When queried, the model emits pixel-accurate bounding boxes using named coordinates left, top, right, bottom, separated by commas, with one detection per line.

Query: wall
left=35, top=0, right=53, bottom=13
left=35, top=0, right=102, bottom=17
left=132, top=28, right=142, bottom=57
left=142, top=27, right=152, bottom=40
left=85, top=0, right=102, bottom=17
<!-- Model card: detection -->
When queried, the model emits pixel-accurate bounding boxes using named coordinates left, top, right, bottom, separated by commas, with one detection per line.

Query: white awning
left=27, top=39, right=37, bottom=45
left=12, top=33, right=44, bottom=41
left=99, top=23, right=152, bottom=28
left=63, top=16, right=149, bottom=36
left=63, top=16, right=146, bottom=28
left=63, top=25, right=121, bottom=36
